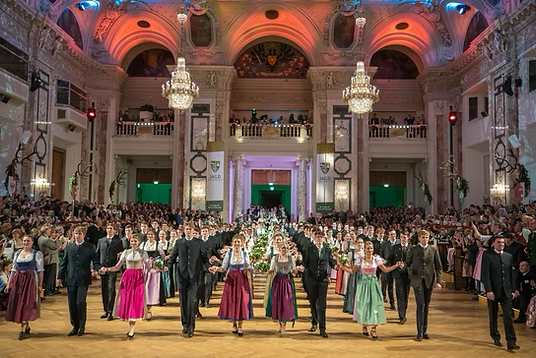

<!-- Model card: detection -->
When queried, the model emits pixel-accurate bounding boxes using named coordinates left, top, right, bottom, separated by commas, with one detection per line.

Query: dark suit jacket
left=390, top=243, right=412, bottom=279
left=96, top=235, right=124, bottom=267
left=201, top=236, right=223, bottom=261
left=380, top=240, right=398, bottom=264
left=505, top=241, right=523, bottom=270
left=406, top=244, right=443, bottom=289
left=57, top=241, right=101, bottom=287
left=169, top=237, right=210, bottom=284
left=482, top=250, right=515, bottom=299
left=86, top=225, right=105, bottom=247
left=302, top=244, right=336, bottom=281
left=517, top=270, right=536, bottom=296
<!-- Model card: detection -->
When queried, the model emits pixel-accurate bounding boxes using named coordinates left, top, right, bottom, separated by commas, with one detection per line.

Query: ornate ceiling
left=40, top=0, right=505, bottom=70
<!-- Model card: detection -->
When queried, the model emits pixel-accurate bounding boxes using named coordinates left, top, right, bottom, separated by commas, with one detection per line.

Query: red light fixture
left=448, top=111, right=458, bottom=126
left=87, top=102, right=96, bottom=121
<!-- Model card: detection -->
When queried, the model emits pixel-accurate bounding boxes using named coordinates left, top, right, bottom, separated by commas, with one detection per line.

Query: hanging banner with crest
left=206, top=141, right=225, bottom=211
left=316, top=143, right=335, bottom=212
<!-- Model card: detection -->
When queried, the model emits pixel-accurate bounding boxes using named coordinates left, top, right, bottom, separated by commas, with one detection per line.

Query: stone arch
left=57, top=8, right=84, bottom=49
left=223, top=4, right=322, bottom=66
left=463, top=12, right=489, bottom=52
left=370, top=49, right=419, bottom=79
left=122, top=43, right=176, bottom=77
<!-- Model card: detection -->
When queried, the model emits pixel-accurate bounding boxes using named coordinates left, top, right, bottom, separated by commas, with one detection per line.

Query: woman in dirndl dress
left=263, top=232, right=284, bottom=309
left=105, top=234, right=151, bottom=339
left=5, top=236, right=44, bottom=340
left=265, top=240, right=298, bottom=334
left=352, top=241, right=401, bottom=339
left=213, top=234, right=253, bottom=336
left=139, top=230, right=165, bottom=319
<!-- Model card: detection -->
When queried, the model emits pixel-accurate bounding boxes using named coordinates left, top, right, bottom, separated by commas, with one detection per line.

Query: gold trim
left=317, top=143, right=335, bottom=154
left=207, top=141, right=224, bottom=152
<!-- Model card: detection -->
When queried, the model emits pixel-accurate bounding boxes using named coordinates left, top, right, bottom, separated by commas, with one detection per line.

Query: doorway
left=51, top=148, right=65, bottom=199
left=261, top=190, right=283, bottom=208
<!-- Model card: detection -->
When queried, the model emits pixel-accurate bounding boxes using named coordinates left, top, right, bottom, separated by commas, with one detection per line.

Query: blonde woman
left=352, top=241, right=401, bottom=339
left=263, top=232, right=284, bottom=309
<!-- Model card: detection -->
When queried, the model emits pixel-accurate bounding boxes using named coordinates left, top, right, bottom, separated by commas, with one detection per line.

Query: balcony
left=369, top=125, right=427, bottom=139
left=115, top=121, right=174, bottom=137
left=229, top=123, right=313, bottom=139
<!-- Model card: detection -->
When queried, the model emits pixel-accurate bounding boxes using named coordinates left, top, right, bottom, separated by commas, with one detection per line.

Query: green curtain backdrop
left=369, top=185, right=405, bottom=208
left=250, top=184, right=291, bottom=214
left=136, top=183, right=171, bottom=204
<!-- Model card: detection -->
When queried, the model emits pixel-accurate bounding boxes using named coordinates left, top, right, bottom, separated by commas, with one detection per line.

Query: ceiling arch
left=121, top=42, right=175, bottom=72
left=103, top=10, right=180, bottom=65
left=222, top=3, right=322, bottom=66
left=365, top=11, right=444, bottom=69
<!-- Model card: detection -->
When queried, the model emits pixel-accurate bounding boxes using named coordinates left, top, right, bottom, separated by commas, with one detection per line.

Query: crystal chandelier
left=162, top=57, right=199, bottom=110
left=162, top=7, right=199, bottom=111
left=343, top=61, right=379, bottom=114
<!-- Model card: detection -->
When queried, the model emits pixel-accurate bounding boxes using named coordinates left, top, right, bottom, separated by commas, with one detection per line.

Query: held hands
left=208, top=266, right=219, bottom=274
left=98, top=267, right=107, bottom=275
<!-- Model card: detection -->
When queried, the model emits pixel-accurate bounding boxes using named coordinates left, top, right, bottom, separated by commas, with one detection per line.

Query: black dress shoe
left=493, top=340, right=503, bottom=347
left=309, top=324, right=317, bottom=332
left=127, top=332, right=135, bottom=340
left=68, top=328, right=79, bottom=336
left=77, top=328, right=85, bottom=336
left=399, top=318, right=407, bottom=325
left=414, top=335, right=423, bottom=342
left=196, top=312, right=203, bottom=319
left=507, top=343, right=520, bottom=351
left=513, top=318, right=526, bottom=323
left=100, top=313, right=109, bottom=319
left=204, top=301, right=210, bottom=308
left=54, top=290, right=61, bottom=294
left=18, top=331, right=24, bottom=340
left=24, top=327, right=31, bottom=335
left=107, top=315, right=114, bottom=321
left=389, top=305, right=396, bottom=310
left=320, top=331, right=328, bottom=338
left=188, top=331, right=194, bottom=338
left=422, top=333, right=429, bottom=340
left=182, top=328, right=188, bottom=334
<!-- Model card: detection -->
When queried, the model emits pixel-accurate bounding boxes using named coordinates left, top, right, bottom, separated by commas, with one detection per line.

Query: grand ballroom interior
left=0, top=0, right=536, bottom=356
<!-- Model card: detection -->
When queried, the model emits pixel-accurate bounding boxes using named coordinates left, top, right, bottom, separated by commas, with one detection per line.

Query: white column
left=297, top=158, right=307, bottom=222
left=233, top=155, right=245, bottom=220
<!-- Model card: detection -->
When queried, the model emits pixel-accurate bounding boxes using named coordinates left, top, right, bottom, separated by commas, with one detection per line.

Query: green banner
left=206, top=200, right=223, bottom=211
left=316, top=202, right=334, bottom=213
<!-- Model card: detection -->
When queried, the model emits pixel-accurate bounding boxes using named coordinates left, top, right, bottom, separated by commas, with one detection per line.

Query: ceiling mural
left=234, top=42, right=310, bottom=79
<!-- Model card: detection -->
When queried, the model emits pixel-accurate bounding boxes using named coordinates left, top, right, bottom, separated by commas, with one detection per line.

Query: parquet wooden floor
left=0, top=275, right=534, bottom=358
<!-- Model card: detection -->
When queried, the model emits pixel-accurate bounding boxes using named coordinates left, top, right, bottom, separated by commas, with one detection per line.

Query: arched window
left=56, top=9, right=83, bottom=49
left=370, top=50, right=419, bottom=79
left=126, top=49, right=175, bottom=77
left=463, top=12, right=489, bottom=52
left=332, top=14, right=355, bottom=49
left=189, top=14, right=213, bottom=47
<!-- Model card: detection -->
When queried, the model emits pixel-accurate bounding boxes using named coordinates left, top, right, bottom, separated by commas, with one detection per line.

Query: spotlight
left=76, top=2, right=87, bottom=11
left=30, top=71, right=42, bottom=92
left=448, top=111, right=458, bottom=126
left=501, top=76, right=514, bottom=96
left=456, top=5, right=470, bottom=14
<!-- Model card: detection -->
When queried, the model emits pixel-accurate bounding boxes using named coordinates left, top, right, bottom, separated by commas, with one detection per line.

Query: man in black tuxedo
left=168, top=223, right=210, bottom=337
left=380, top=229, right=398, bottom=309
left=481, top=235, right=519, bottom=351
left=198, top=226, right=222, bottom=308
left=86, top=218, right=105, bottom=247
left=390, top=231, right=412, bottom=324
left=504, top=233, right=523, bottom=276
left=297, top=229, right=336, bottom=338
left=405, top=229, right=442, bottom=341
left=96, top=223, right=124, bottom=320
left=57, top=226, right=102, bottom=336
left=514, top=261, right=536, bottom=323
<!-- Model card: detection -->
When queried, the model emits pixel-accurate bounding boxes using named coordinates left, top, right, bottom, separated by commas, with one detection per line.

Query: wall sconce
left=335, top=179, right=350, bottom=211
left=490, top=183, right=509, bottom=204
left=31, top=175, right=52, bottom=197
left=191, top=177, right=206, bottom=198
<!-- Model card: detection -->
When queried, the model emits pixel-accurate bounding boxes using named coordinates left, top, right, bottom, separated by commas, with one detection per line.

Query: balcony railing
left=116, top=122, right=174, bottom=137
left=369, top=125, right=427, bottom=139
left=230, top=123, right=313, bottom=138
